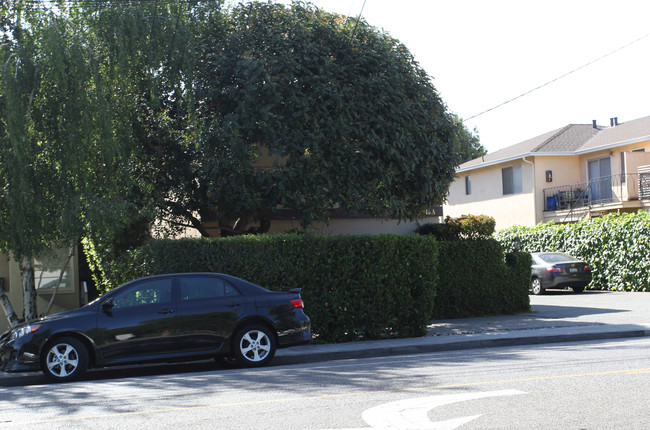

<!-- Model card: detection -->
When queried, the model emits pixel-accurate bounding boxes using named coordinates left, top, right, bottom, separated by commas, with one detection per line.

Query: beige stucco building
left=445, top=115, right=650, bottom=230
left=0, top=249, right=86, bottom=334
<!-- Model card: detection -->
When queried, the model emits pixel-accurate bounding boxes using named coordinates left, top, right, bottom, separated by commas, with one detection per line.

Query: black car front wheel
left=233, top=325, right=276, bottom=367
left=42, top=336, right=89, bottom=382
left=531, top=277, right=545, bottom=295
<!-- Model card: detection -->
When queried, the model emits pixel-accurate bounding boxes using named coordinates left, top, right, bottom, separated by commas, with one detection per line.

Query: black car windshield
left=537, top=253, right=574, bottom=263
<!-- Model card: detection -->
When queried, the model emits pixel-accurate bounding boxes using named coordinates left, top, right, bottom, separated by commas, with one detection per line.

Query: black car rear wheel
left=42, top=336, right=89, bottom=382
left=531, top=277, right=544, bottom=295
left=232, top=325, right=276, bottom=367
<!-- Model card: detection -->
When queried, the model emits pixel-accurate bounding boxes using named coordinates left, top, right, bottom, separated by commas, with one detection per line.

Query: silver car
left=531, top=252, right=592, bottom=295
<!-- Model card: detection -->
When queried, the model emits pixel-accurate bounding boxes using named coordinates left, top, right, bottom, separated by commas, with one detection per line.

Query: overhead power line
left=349, top=0, right=367, bottom=41
left=466, top=31, right=650, bottom=121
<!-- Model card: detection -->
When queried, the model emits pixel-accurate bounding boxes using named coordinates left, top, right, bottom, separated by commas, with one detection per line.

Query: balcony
left=543, top=171, right=650, bottom=222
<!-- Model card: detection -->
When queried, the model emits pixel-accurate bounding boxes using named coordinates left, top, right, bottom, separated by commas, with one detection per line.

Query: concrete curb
left=273, top=323, right=650, bottom=366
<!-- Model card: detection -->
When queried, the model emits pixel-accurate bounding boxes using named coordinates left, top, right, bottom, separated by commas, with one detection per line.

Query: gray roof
left=458, top=115, right=650, bottom=172
left=578, top=115, right=650, bottom=153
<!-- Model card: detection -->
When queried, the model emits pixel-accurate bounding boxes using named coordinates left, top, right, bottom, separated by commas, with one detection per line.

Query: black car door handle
left=227, top=302, right=242, bottom=308
left=158, top=308, right=175, bottom=315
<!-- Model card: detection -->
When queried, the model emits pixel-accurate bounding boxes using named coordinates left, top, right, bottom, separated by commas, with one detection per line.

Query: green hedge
left=96, top=234, right=439, bottom=343
left=434, top=239, right=530, bottom=318
left=495, top=211, right=650, bottom=291
left=86, top=234, right=531, bottom=343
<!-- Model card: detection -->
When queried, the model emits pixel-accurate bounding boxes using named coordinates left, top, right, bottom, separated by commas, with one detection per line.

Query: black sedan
left=0, top=273, right=311, bottom=382
left=531, top=252, right=592, bottom=295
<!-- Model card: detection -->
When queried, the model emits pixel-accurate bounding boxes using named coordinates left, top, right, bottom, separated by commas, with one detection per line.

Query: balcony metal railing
left=641, top=166, right=650, bottom=199
left=543, top=173, right=649, bottom=212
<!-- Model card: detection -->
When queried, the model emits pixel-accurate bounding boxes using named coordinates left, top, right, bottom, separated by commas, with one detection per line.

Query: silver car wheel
left=531, top=277, right=544, bottom=295
left=233, top=325, right=276, bottom=367
left=239, top=329, right=271, bottom=362
left=43, top=337, right=88, bottom=381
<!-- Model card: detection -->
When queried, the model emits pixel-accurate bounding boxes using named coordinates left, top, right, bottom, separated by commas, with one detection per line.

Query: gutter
left=522, top=156, right=537, bottom=221
left=575, top=135, right=650, bottom=155
left=456, top=152, right=573, bottom=173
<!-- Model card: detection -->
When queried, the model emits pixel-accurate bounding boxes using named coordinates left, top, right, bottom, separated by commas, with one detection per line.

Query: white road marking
left=332, top=389, right=526, bottom=430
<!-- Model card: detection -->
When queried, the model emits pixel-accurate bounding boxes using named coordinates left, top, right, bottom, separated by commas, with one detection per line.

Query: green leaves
left=495, top=212, right=650, bottom=291
left=4, top=0, right=461, bottom=244
left=90, top=233, right=532, bottom=340
left=451, top=114, right=487, bottom=164
left=434, top=240, right=530, bottom=319
left=95, top=234, right=439, bottom=342
left=193, top=1, right=458, bottom=229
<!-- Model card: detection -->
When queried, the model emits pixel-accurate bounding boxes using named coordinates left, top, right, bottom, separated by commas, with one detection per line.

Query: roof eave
left=456, top=152, right=576, bottom=173
left=576, top=135, right=650, bottom=155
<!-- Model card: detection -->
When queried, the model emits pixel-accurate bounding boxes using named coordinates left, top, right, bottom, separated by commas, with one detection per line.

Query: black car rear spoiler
left=288, top=288, right=302, bottom=294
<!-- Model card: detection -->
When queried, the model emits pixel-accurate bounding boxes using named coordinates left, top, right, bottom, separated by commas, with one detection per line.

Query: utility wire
left=349, top=0, right=366, bottom=41
left=466, top=31, right=650, bottom=121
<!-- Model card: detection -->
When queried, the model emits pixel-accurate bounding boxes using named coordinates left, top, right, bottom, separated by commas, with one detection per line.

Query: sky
left=239, top=0, right=650, bottom=154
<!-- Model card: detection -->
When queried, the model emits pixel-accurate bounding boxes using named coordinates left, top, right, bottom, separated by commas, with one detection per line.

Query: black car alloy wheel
left=233, top=325, right=276, bottom=367
left=42, top=336, right=89, bottom=382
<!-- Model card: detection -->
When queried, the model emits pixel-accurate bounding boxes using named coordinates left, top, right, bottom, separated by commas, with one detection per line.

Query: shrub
left=448, top=214, right=496, bottom=239
left=416, top=214, right=495, bottom=240
left=434, top=239, right=530, bottom=318
left=87, top=233, right=532, bottom=343
left=414, top=221, right=460, bottom=241
left=495, top=211, right=650, bottom=291
left=99, top=234, right=440, bottom=343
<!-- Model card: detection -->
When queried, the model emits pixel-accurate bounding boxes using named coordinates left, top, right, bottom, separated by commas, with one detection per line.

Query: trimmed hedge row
left=434, top=240, right=530, bottom=319
left=495, top=211, right=650, bottom=292
left=87, top=234, right=531, bottom=343
left=104, top=234, right=439, bottom=342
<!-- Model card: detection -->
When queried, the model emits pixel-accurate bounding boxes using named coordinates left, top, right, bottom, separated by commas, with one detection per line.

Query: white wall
left=445, top=161, right=537, bottom=229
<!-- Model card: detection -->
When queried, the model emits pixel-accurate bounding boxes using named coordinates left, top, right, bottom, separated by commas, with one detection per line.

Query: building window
left=35, top=248, right=74, bottom=293
left=588, top=156, right=613, bottom=203
left=465, top=176, right=471, bottom=195
left=502, top=165, right=522, bottom=195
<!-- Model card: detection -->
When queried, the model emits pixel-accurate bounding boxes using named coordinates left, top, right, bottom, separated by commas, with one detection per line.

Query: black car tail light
left=290, top=299, right=304, bottom=309
left=546, top=266, right=563, bottom=273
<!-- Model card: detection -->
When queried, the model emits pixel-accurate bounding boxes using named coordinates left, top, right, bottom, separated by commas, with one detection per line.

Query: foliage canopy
left=3, top=0, right=461, bottom=241
left=451, top=114, right=487, bottom=164
left=161, top=1, right=461, bottom=232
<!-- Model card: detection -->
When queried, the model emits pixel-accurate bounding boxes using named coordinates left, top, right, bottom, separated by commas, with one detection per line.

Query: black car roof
left=115, top=272, right=271, bottom=294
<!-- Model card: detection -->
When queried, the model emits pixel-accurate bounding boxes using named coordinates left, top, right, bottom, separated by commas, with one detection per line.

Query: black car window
left=112, top=278, right=173, bottom=309
left=179, top=276, right=240, bottom=301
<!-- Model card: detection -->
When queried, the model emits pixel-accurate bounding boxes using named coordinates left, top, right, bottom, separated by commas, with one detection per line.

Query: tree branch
left=0, top=281, right=20, bottom=328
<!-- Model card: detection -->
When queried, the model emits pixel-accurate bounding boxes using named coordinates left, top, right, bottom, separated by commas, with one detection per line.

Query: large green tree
left=451, top=114, right=487, bottom=164
left=158, top=1, right=459, bottom=233
left=0, top=4, right=73, bottom=322
left=0, top=1, right=156, bottom=324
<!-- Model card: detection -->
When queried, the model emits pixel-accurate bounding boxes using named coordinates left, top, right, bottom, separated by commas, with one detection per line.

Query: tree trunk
left=0, top=283, right=20, bottom=328
left=19, top=256, right=38, bottom=322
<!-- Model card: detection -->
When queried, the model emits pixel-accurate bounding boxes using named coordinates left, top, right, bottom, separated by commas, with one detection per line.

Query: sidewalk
left=274, top=290, right=650, bottom=365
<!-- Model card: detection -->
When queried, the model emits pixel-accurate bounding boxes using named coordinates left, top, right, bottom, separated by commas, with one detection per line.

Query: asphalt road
left=1, top=336, right=649, bottom=429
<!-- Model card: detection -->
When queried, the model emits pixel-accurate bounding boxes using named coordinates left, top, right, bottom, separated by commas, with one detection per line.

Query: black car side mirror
left=102, top=300, right=115, bottom=311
